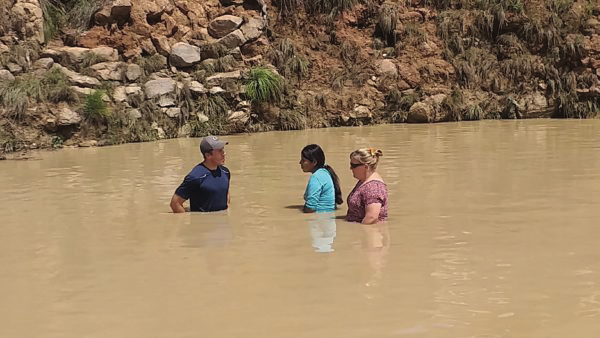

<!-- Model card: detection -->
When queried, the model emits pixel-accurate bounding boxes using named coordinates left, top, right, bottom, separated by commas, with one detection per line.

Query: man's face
left=206, top=148, right=226, bottom=165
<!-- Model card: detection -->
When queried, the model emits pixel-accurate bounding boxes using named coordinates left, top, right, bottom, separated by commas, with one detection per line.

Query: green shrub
left=0, top=74, right=45, bottom=118
left=304, top=0, right=356, bottom=15
left=377, top=3, right=399, bottom=46
left=278, top=109, right=307, bottom=130
left=65, top=0, right=104, bottom=32
left=137, top=54, right=166, bottom=76
left=84, top=90, right=109, bottom=121
left=245, top=67, right=283, bottom=104
left=40, top=0, right=65, bottom=42
left=43, top=67, right=78, bottom=103
left=270, top=39, right=310, bottom=81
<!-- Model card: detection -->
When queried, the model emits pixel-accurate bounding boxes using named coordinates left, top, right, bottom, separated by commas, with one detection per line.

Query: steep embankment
left=1, top=0, right=599, bottom=156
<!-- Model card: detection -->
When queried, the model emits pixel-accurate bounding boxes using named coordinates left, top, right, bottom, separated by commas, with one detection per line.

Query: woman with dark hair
left=299, top=144, right=343, bottom=213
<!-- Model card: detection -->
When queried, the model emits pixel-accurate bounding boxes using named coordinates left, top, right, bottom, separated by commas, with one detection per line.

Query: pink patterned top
left=346, top=180, right=388, bottom=223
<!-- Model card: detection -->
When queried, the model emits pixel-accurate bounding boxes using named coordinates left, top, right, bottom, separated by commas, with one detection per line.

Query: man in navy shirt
left=170, top=136, right=231, bottom=213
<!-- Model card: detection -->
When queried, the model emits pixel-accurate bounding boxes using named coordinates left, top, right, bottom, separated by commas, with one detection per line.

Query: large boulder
left=169, top=42, right=201, bottom=68
left=208, top=15, right=243, bottom=38
left=407, top=102, right=433, bottom=123
left=144, top=78, right=176, bottom=98
left=218, top=30, right=247, bottom=50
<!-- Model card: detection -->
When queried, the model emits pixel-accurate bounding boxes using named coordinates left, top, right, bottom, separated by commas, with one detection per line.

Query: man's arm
left=170, top=194, right=187, bottom=213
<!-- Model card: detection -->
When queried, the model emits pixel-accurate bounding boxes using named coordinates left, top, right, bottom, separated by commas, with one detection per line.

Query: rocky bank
left=1, top=0, right=599, bottom=155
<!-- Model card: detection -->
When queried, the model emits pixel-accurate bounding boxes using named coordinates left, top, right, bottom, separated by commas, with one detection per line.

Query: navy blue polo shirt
left=175, top=164, right=230, bottom=212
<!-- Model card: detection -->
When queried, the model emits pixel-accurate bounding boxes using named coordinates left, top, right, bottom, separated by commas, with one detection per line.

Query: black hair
left=301, top=144, right=343, bottom=205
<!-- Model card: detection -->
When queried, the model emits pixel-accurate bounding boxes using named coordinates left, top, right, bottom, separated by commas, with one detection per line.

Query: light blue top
left=304, top=168, right=335, bottom=212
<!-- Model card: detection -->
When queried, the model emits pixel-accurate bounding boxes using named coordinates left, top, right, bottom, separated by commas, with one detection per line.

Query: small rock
left=79, top=140, right=98, bottom=147
left=240, top=17, right=266, bottom=41
left=178, top=123, right=192, bottom=137
left=407, top=102, right=433, bottom=123
left=126, top=63, right=142, bottom=81
left=113, top=86, right=127, bottom=102
left=90, top=61, right=126, bottom=81
left=205, top=70, right=242, bottom=85
left=128, top=108, right=142, bottom=119
left=228, top=110, right=249, bottom=123
left=197, top=113, right=209, bottom=122
left=144, top=78, right=176, bottom=98
left=188, top=81, right=207, bottom=94
left=0, top=70, right=15, bottom=82
left=165, top=107, right=181, bottom=117
left=209, top=86, right=225, bottom=95
left=7, top=62, right=23, bottom=74
left=53, top=64, right=100, bottom=88
left=218, top=29, right=247, bottom=50
left=230, top=47, right=243, bottom=61
left=152, top=34, right=171, bottom=56
left=351, top=106, right=371, bottom=119
left=158, top=95, right=176, bottom=107
left=208, top=15, right=244, bottom=38
left=125, top=85, right=143, bottom=96
left=55, top=106, right=82, bottom=126
left=33, top=58, right=54, bottom=70
left=169, top=42, right=202, bottom=68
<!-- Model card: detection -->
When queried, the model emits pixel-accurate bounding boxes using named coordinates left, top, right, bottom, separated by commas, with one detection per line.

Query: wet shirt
left=175, top=164, right=230, bottom=212
left=304, top=168, right=335, bottom=212
left=346, top=180, right=388, bottom=222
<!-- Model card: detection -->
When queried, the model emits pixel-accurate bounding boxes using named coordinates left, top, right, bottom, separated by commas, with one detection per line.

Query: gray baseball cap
left=200, top=135, right=228, bottom=154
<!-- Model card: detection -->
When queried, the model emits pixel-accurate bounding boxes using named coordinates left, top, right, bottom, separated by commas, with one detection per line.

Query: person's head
left=300, top=144, right=343, bottom=205
left=350, top=148, right=383, bottom=180
left=200, top=136, right=228, bottom=165
left=300, top=144, right=325, bottom=173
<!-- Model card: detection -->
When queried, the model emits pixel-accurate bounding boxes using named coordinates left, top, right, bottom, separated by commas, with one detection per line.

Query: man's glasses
left=350, top=162, right=364, bottom=169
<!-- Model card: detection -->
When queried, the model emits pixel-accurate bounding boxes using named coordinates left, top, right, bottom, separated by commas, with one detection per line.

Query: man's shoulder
left=188, top=164, right=211, bottom=178
left=219, top=165, right=230, bottom=173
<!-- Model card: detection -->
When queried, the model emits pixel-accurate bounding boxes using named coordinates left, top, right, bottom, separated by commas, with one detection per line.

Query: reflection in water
left=361, top=223, right=390, bottom=287
left=178, top=213, right=232, bottom=249
left=308, top=213, right=336, bottom=253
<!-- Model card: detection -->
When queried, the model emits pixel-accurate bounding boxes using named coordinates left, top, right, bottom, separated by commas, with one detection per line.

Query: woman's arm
left=362, top=203, right=382, bottom=224
left=304, top=175, right=322, bottom=212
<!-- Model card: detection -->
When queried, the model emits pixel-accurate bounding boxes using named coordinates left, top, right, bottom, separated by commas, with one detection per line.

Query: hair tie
left=368, top=147, right=376, bottom=157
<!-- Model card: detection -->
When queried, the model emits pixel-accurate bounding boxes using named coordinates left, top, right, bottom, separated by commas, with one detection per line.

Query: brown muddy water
left=1, top=120, right=600, bottom=337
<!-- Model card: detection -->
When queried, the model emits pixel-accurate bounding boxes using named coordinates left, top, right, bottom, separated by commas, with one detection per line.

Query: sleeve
left=221, top=166, right=231, bottom=181
left=362, top=182, right=385, bottom=206
left=304, top=174, right=323, bottom=210
left=174, top=174, right=202, bottom=200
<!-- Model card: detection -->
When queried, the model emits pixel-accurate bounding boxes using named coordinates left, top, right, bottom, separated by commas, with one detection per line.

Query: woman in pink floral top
left=346, top=147, right=388, bottom=224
